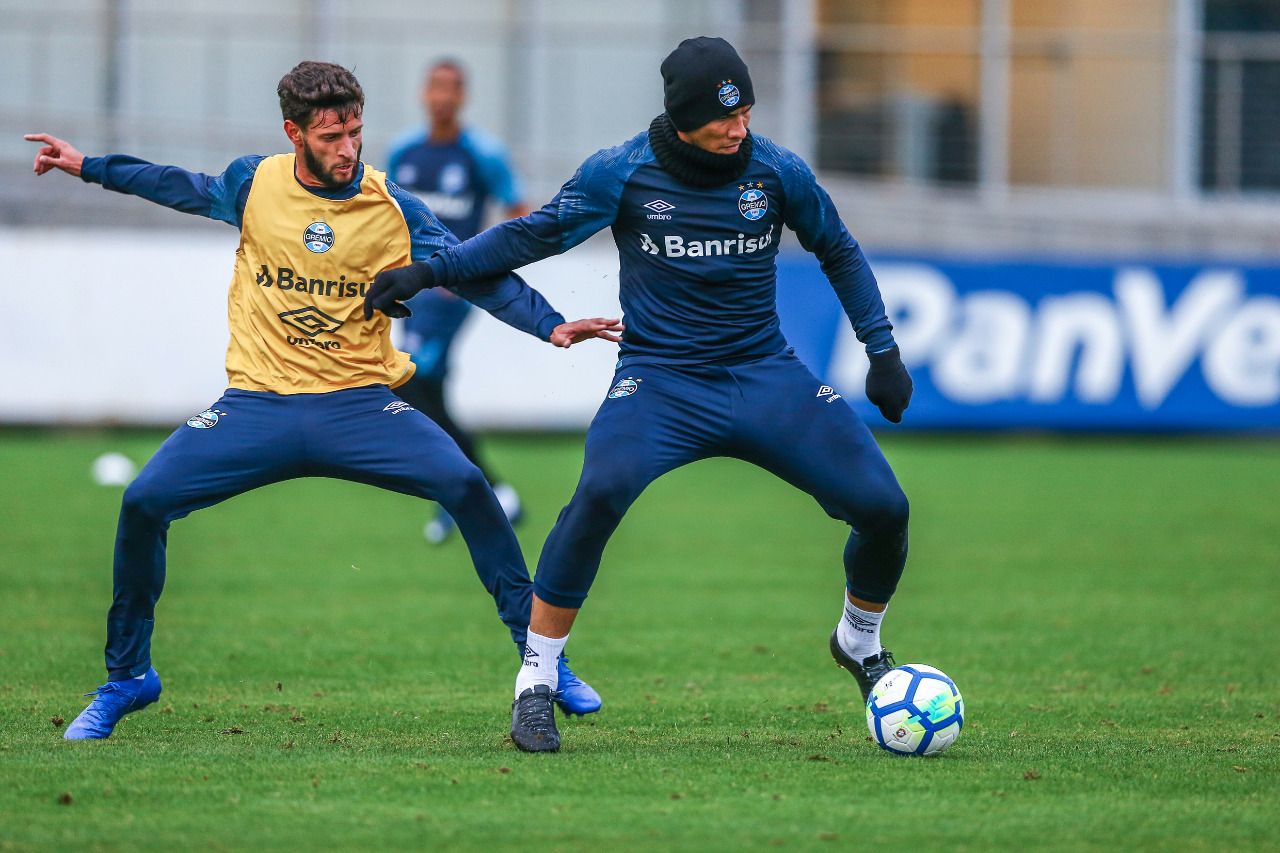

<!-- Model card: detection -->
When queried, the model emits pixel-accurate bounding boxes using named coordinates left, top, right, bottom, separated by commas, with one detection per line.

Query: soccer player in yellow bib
left=26, top=61, right=618, bottom=740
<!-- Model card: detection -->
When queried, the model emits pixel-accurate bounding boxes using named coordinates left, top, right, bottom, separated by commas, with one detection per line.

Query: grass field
left=1, top=429, right=1278, bottom=852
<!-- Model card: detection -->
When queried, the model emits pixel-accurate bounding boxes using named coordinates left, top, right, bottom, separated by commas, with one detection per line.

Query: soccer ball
left=866, top=664, right=964, bottom=756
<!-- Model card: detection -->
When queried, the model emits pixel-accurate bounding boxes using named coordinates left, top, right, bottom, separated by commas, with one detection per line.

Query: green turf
left=1, top=429, right=1277, bottom=852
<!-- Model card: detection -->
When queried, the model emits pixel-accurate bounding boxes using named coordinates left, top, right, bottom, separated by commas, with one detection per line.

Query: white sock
left=836, top=596, right=886, bottom=661
left=514, top=630, right=567, bottom=699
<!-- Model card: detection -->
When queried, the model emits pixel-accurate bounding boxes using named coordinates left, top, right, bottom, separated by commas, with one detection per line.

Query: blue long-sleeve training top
left=424, top=130, right=894, bottom=366
left=79, top=154, right=564, bottom=341
left=385, top=126, right=525, bottom=241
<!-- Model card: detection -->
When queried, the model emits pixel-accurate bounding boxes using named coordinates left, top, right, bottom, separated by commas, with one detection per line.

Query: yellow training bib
left=225, top=154, right=415, bottom=393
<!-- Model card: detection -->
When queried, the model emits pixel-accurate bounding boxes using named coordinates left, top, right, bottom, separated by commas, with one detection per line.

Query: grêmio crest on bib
left=303, top=220, right=335, bottom=253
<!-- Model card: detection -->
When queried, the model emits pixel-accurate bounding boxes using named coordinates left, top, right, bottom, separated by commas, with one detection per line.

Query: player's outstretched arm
left=26, top=134, right=256, bottom=224
left=549, top=318, right=624, bottom=349
left=25, top=133, right=84, bottom=178
left=363, top=250, right=622, bottom=349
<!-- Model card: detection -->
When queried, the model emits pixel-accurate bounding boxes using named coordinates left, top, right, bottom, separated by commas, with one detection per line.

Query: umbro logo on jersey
left=817, top=384, right=842, bottom=403
left=383, top=401, right=414, bottom=415
left=644, top=199, right=675, bottom=221
left=279, top=306, right=344, bottom=338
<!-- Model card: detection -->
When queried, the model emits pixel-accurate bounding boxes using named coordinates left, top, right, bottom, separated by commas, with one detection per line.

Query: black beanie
left=661, top=37, right=754, bottom=132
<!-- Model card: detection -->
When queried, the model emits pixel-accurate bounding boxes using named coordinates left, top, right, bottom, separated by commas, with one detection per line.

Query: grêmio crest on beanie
left=661, top=37, right=755, bottom=132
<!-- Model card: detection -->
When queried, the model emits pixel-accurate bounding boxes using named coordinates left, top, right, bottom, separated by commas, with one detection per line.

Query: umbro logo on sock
left=845, top=612, right=876, bottom=633
left=522, top=647, right=540, bottom=668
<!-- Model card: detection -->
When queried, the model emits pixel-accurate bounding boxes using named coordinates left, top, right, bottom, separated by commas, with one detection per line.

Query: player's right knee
left=434, top=464, right=490, bottom=511
left=571, top=473, right=640, bottom=524
left=120, top=475, right=179, bottom=523
left=830, top=482, right=909, bottom=534
left=867, top=486, right=909, bottom=533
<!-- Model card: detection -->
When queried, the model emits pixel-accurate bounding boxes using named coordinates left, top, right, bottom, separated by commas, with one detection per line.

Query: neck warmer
left=648, top=113, right=754, bottom=188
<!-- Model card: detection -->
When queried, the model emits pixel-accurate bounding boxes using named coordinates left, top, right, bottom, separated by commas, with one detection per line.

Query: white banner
left=0, top=228, right=623, bottom=428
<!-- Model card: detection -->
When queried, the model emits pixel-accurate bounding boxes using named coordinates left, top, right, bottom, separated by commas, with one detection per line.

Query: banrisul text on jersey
left=642, top=224, right=774, bottom=258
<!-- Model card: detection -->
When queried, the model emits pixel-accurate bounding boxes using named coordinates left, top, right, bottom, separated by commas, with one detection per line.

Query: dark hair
left=278, top=61, right=364, bottom=129
left=426, top=58, right=466, bottom=86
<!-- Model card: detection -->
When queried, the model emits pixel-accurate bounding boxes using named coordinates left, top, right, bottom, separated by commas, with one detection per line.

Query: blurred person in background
left=26, top=60, right=611, bottom=740
left=386, top=60, right=532, bottom=545
left=366, top=37, right=914, bottom=752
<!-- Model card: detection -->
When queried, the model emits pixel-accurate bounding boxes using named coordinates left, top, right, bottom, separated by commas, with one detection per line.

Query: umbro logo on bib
left=279, top=306, right=344, bottom=337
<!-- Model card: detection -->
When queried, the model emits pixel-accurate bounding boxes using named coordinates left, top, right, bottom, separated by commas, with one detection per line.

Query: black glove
left=865, top=346, right=913, bottom=424
left=362, top=262, right=437, bottom=320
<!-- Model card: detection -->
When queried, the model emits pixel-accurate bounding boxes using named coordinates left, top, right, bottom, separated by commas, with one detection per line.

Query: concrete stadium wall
left=5, top=225, right=1277, bottom=432
left=0, top=228, right=623, bottom=428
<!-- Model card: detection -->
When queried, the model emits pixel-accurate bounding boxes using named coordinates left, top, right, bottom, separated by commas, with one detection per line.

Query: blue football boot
left=63, top=667, right=162, bottom=740
left=554, top=653, right=602, bottom=718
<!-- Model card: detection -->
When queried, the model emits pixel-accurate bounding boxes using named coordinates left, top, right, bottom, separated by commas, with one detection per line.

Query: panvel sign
left=775, top=255, right=1280, bottom=431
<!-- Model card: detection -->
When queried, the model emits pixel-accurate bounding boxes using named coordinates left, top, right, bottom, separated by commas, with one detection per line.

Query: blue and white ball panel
left=866, top=664, right=964, bottom=756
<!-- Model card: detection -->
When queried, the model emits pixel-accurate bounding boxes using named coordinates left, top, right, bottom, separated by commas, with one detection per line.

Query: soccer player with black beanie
left=366, top=37, right=915, bottom=752
left=27, top=61, right=614, bottom=740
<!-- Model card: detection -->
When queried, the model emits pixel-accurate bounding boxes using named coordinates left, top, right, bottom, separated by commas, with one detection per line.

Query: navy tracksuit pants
left=105, top=384, right=531, bottom=680
left=534, top=351, right=909, bottom=609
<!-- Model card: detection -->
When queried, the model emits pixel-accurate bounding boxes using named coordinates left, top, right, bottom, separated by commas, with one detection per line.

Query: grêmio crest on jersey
left=738, top=183, right=768, bottom=221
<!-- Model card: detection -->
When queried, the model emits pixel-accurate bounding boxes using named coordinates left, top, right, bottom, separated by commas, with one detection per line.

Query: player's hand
left=363, top=262, right=437, bottom=320
left=865, top=346, right=913, bottom=424
left=25, top=133, right=85, bottom=177
left=550, top=318, right=624, bottom=348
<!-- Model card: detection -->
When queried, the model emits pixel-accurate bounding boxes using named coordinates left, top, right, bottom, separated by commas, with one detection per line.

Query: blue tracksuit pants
left=105, top=384, right=531, bottom=680
left=534, top=351, right=909, bottom=609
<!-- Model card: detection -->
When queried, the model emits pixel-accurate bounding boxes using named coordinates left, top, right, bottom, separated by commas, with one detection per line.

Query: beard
left=303, top=140, right=362, bottom=189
